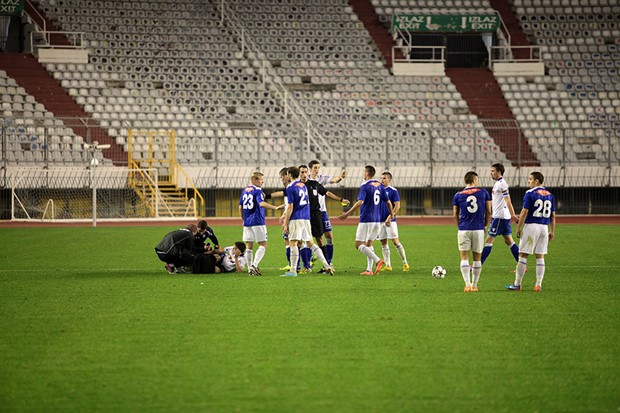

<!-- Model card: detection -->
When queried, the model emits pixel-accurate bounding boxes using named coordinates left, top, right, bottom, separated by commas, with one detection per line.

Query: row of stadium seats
left=24, top=0, right=498, bottom=166
left=12, top=0, right=617, bottom=169
left=500, top=0, right=620, bottom=164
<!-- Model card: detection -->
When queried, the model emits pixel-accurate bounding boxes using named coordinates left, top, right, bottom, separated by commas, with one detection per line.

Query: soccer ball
left=432, top=266, right=446, bottom=279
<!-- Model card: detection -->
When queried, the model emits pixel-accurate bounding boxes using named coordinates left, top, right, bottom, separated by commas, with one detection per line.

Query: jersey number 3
left=466, top=195, right=478, bottom=213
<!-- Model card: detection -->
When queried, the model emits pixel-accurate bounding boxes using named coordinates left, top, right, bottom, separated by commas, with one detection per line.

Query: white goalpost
left=9, top=166, right=199, bottom=225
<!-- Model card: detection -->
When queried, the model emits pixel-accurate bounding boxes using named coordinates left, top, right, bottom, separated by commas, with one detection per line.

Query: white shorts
left=457, top=230, right=485, bottom=253
left=519, top=223, right=549, bottom=255
left=243, top=225, right=268, bottom=243
left=379, top=221, right=399, bottom=240
left=288, top=219, right=312, bottom=242
left=356, top=222, right=382, bottom=242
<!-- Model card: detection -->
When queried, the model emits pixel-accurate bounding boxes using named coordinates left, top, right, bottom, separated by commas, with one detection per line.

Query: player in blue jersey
left=266, top=167, right=298, bottom=271
left=452, top=171, right=492, bottom=292
left=378, top=171, right=410, bottom=272
left=506, top=172, right=556, bottom=292
left=280, top=166, right=333, bottom=277
left=300, top=164, right=349, bottom=273
left=481, top=163, right=520, bottom=266
left=239, top=171, right=284, bottom=276
left=338, top=165, right=392, bottom=276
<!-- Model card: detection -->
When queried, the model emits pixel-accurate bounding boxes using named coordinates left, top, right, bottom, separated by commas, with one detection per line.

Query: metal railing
left=2, top=116, right=618, bottom=189
left=489, top=44, right=543, bottom=64
left=30, top=30, right=86, bottom=49
left=392, top=45, right=447, bottom=65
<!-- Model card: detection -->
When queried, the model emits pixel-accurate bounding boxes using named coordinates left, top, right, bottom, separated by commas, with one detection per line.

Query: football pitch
left=0, top=223, right=618, bottom=413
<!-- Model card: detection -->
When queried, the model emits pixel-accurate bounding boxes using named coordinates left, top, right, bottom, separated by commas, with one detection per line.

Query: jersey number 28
left=532, top=199, right=552, bottom=218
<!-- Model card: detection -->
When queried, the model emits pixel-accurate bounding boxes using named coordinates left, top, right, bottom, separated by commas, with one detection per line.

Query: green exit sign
left=392, top=14, right=500, bottom=32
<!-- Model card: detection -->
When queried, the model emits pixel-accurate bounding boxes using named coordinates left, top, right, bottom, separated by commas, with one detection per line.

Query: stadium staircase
left=488, top=0, right=532, bottom=60
left=24, top=0, right=71, bottom=47
left=0, top=53, right=125, bottom=165
left=155, top=183, right=196, bottom=217
left=348, top=0, right=404, bottom=68
left=128, top=165, right=200, bottom=218
left=446, top=67, right=539, bottom=166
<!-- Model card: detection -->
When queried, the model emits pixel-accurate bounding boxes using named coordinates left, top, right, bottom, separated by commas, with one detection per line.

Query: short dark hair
left=279, top=167, right=288, bottom=177
left=308, top=160, right=320, bottom=168
left=298, top=164, right=308, bottom=171
left=186, top=224, right=198, bottom=234
left=382, top=171, right=393, bottom=181
left=530, top=171, right=544, bottom=185
left=234, top=241, right=246, bottom=253
left=365, top=165, right=376, bottom=178
left=287, top=166, right=300, bottom=179
left=491, top=163, right=505, bottom=175
left=197, top=220, right=208, bottom=230
left=464, top=171, right=478, bottom=184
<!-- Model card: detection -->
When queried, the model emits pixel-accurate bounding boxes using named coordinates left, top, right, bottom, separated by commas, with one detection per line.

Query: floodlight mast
left=84, top=141, right=110, bottom=227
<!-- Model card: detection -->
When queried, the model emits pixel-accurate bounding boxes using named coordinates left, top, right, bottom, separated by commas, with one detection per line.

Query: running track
left=1, top=215, right=619, bottom=228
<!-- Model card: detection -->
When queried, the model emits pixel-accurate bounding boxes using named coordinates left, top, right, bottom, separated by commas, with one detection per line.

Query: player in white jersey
left=506, top=172, right=556, bottom=292
left=308, top=160, right=348, bottom=272
left=214, top=242, right=248, bottom=273
left=481, top=163, right=520, bottom=266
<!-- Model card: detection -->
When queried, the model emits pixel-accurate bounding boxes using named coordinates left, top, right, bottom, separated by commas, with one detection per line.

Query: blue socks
left=482, top=242, right=520, bottom=265
left=510, top=243, right=519, bottom=262
left=301, top=247, right=312, bottom=269
left=481, top=244, right=493, bottom=264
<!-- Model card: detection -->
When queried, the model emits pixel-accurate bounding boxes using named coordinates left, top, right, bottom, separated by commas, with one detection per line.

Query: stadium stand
left=4, top=0, right=508, bottom=170
left=0, top=0, right=618, bottom=187
left=503, top=0, right=620, bottom=165
left=0, top=69, right=95, bottom=165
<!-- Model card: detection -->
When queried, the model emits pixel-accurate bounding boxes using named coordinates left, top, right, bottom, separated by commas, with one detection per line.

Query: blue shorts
left=321, top=211, right=333, bottom=233
left=487, top=218, right=513, bottom=237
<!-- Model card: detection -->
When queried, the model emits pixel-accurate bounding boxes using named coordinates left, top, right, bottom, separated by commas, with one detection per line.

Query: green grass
left=0, top=224, right=618, bottom=413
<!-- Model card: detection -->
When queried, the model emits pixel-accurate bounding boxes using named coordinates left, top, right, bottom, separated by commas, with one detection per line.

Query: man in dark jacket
left=193, top=219, right=220, bottom=254
left=155, top=224, right=198, bottom=274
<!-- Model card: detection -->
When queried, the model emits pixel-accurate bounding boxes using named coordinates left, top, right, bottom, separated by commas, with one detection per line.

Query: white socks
left=535, top=258, right=545, bottom=287
left=382, top=244, right=391, bottom=267
left=395, top=243, right=408, bottom=265
left=310, top=244, right=329, bottom=268
left=515, top=257, right=527, bottom=286
left=471, top=260, right=482, bottom=287
left=289, top=245, right=299, bottom=274
left=245, top=249, right=253, bottom=269
left=252, top=245, right=265, bottom=268
left=460, top=260, right=471, bottom=286
left=359, top=245, right=379, bottom=271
